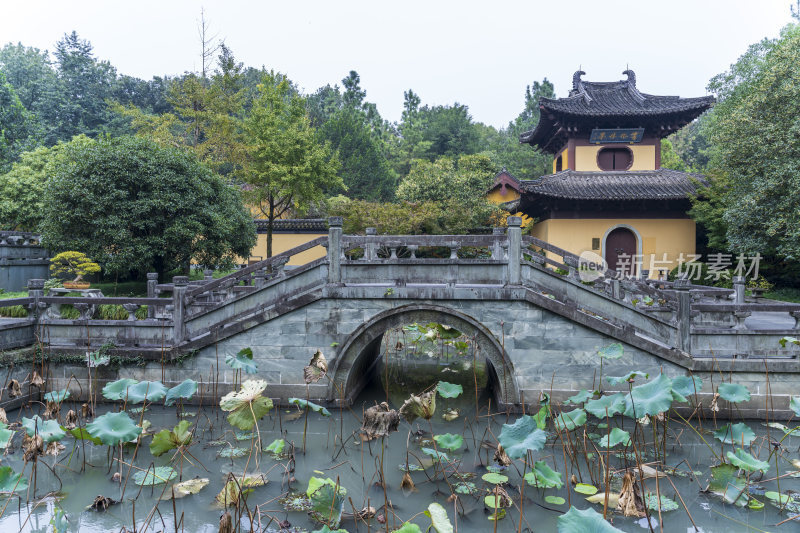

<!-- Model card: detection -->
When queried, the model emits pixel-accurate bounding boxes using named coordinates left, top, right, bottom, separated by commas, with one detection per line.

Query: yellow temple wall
left=529, top=218, right=695, bottom=278
left=574, top=144, right=657, bottom=171
left=487, top=188, right=520, bottom=204
left=247, top=233, right=327, bottom=265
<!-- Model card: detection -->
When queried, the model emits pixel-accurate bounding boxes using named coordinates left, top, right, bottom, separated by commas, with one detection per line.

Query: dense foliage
left=40, top=136, right=255, bottom=277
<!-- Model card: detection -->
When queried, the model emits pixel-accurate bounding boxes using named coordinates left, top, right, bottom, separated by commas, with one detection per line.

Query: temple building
left=491, top=70, right=714, bottom=278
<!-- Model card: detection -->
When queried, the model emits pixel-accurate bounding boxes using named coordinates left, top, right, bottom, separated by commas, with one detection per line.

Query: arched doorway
left=604, top=226, right=638, bottom=277
left=328, top=304, right=518, bottom=408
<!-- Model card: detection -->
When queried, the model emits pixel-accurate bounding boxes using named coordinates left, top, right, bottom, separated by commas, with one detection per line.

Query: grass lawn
left=91, top=280, right=147, bottom=297
left=764, top=287, right=800, bottom=303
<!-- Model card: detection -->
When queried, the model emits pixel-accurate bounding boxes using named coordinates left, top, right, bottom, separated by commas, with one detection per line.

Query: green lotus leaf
left=43, top=389, right=70, bottom=403
left=218, top=447, right=248, bottom=458
left=597, top=343, right=623, bottom=360
left=160, top=477, right=209, bottom=500
left=791, top=396, right=800, bottom=417
left=149, top=420, right=192, bottom=457
left=606, top=371, right=648, bottom=386
left=69, top=427, right=102, bottom=445
left=220, top=380, right=273, bottom=431
left=226, top=347, right=257, bottom=374
left=533, top=405, right=548, bottom=429
left=392, top=523, right=423, bottom=533
left=597, top=428, right=631, bottom=449
left=50, top=506, right=68, bottom=532
left=164, top=379, right=198, bottom=406
left=86, top=350, right=110, bottom=368
left=574, top=483, right=598, bottom=495
left=585, top=393, right=626, bottom=419
left=125, top=381, right=168, bottom=404
left=216, top=474, right=265, bottom=506
left=86, top=412, right=142, bottom=446
left=133, top=466, right=177, bottom=486
left=545, top=495, right=566, bottom=505
left=484, top=494, right=510, bottom=509
left=727, top=449, right=770, bottom=473
left=22, top=415, right=65, bottom=443
left=102, top=378, right=138, bottom=401
left=554, top=409, right=587, bottom=432
left=289, top=398, right=331, bottom=416
left=481, top=472, right=508, bottom=484
left=264, top=438, right=285, bottom=456
left=422, top=447, right=450, bottom=463
left=708, top=464, right=748, bottom=506
left=498, top=415, right=547, bottom=459
left=623, top=374, right=674, bottom=418
left=644, top=494, right=679, bottom=512
left=714, top=423, right=756, bottom=446
left=763, top=491, right=800, bottom=514
left=671, top=376, right=703, bottom=397
left=523, top=460, right=563, bottom=489
left=0, top=466, right=28, bottom=493
left=0, top=423, right=13, bottom=448
left=748, top=498, right=764, bottom=510
left=436, top=381, right=463, bottom=399
left=433, top=433, right=463, bottom=451
left=779, top=336, right=800, bottom=347
left=425, top=502, right=453, bottom=533
left=557, top=506, right=624, bottom=533
left=717, top=383, right=750, bottom=403
left=307, top=477, right=346, bottom=528
left=566, top=390, right=593, bottom=405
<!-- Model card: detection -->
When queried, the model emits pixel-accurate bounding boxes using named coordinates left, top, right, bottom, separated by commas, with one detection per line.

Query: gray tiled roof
left=520, top=70, right=714, bottom=151
left=519, top=169, right=704, bottom=200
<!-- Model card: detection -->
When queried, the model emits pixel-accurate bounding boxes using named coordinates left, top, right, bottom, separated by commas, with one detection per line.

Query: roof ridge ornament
left=623, top=69, right=646, bottom=105
left=571, top=70, right=592, bottom=105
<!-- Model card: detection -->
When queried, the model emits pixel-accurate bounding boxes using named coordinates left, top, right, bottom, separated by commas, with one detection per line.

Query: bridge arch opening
left=328, top=304, right=518, bottom=409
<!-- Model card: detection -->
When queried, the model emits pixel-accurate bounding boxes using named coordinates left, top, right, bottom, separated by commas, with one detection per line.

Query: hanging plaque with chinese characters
left=589, top=128, right=645, bottom=144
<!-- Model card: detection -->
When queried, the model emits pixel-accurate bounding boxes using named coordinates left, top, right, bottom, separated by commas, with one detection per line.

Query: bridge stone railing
left=3, top=217, right=800, bottom=363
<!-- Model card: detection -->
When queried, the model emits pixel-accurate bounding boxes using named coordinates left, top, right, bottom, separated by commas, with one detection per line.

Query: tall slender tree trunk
left=267, top=200, right=274, bottom=258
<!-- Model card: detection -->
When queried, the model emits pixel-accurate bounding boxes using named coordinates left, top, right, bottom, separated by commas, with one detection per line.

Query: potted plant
left=50, top=251, right=101, bottom=289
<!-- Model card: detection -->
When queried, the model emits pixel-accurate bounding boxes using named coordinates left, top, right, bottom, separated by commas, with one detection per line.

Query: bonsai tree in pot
left=50, top=251, right=101, bottom=289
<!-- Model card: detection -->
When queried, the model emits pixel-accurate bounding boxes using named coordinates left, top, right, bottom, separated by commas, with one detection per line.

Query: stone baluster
left=733, top=276, right=745, bottom=304
left=491, top=227, right=505, bottom=260
left=791, top=310, right=800, bottom=330
left=611, top=279, right=621, bottom=300
left=146, top=273, right=158, bottom=318
left=172, top=276, right=189, bottom=345
left=365, top=228, right=377, bottom=261
left=673, top=277, right=692, bottom=353
left=449, top=243, right=459, bottom=260
left=273, top=256, right=290, bottom=277
left=203, top=269, right=214, bottom=282
left=27, top=279, right=45, bottom=319
left=564, top=255, right=580, bottom=281
left=506, top=216, right=521, bottom=285
left=327, top=217, right=343, bottom=284
left=388, top=242, right=399, bottom=260
left=407, top=245, right=418, bottom=259
left=123, top=303, right=139, bottom=321
left=253, top=268, right=267, bottom=289
left=733, top=310, right=752, bottom=330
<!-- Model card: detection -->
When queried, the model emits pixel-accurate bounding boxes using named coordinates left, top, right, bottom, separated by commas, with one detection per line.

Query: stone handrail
left=0, top=297, right=34, bottom=308
left=185, top=236, right=327, bottom=299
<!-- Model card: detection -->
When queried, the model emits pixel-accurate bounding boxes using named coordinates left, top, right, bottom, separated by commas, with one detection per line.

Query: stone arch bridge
left=2, top=218, right=800, bottom=416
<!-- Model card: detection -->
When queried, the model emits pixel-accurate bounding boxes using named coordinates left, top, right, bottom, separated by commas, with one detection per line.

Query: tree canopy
left=40, top=136, right=255, bottom=277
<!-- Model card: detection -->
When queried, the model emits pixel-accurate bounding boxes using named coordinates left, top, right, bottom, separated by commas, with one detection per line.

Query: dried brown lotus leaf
left=0, top=408, right=8, bottom=425
left=617, top=471, right=645, bottom=517
left=23, top=433, right=43, bottom=461
left=45, top=441, right=65, bottom=457
left=360, top=402, right=400, bottom=440
left=399, top=390, right=436, bottom=423
left=7, top=379, right=21, bottom=398
left=303, top=350, right=328, bottom=384
left=400, top=471, right=417, bottom=492
left=30, top=372, right=44, bottom=388
left=44, top=401, right=60, bottom=420
left=91, top=495, right=119, bottom=511
left=64, top=410, right=78, bottom=430
left=81, top=403, right=93, bottom=419
left=493, top=444, right=512, bottom=466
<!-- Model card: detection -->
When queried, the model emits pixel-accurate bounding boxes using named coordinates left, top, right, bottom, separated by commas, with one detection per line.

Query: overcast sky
left=1, top=0, right=795, bottom=128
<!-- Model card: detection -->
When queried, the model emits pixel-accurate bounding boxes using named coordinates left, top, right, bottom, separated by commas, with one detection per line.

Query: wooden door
left=605, top=227, right=637, bottom=276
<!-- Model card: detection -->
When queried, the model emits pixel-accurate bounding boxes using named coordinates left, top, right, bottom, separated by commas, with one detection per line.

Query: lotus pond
left=1, top=324, right=800, bottom=532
